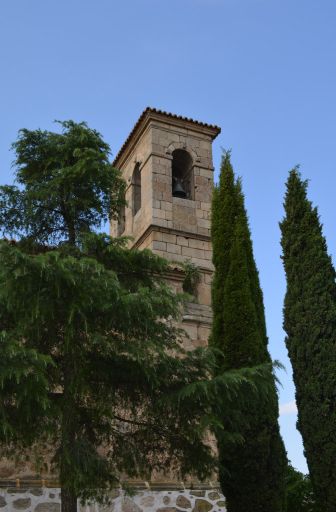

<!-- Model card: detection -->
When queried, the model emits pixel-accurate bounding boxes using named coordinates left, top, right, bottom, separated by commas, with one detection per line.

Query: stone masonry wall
left=0, top=487, right=61, bottom=511
left=0, top=487, right=227, bottom=512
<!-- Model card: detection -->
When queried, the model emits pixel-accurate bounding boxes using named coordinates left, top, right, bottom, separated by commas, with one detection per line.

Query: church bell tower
left=111, top=108, right=220, bottom=349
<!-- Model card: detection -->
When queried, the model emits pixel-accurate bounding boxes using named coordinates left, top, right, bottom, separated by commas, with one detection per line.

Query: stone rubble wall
left=0, top=487, right=61, bottom=511
left=0, top=488, right=226, bottom=512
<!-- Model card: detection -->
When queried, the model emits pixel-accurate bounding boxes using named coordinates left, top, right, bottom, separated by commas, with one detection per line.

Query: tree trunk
left=61, top=488, right=77, bottom=512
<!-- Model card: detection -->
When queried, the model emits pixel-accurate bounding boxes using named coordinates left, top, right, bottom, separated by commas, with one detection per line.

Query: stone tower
left=111, top=108, right=220, bottom=349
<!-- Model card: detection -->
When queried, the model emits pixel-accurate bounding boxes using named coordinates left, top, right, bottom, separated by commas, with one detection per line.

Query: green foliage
left=286, top=464, right=320, bottom=512
left=0, top=238, right=52, bottom=447
left=0, top=124, right=269, bottom=511
left=0, top=120, right=126, bottom=245
left=0, top=330, right=51, bottom=444
left=182, top=259, right=200, bottom=297
left=210, top=151, right=238, bottom=362
left=210, top=151, right=287, bottom=512
left=280, top=168, right=336, bottom=511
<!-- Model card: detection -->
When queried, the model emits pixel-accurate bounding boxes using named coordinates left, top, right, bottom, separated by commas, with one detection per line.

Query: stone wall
left=0, top=487, right=60, bottom=511
left=0, top=487, right=226, bottom=512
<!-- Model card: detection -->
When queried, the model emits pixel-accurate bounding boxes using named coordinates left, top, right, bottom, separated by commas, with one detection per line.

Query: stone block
left=190, top=257, right=213, bottom=269
left=182, top=323, right=198, bottom=340
left=162, top=233, right=176, bottom=244
left=167, top=243, right=181, bottom=255
left=165, top=252, right=185, bottom=263
left=172, top=197, right=196, bottom=208
left=182, top=247, right=205, bottom=259
left=207, top=492, right=220, bottom=501
left=153, top=241, right=167, bottom=251
left=195, top=176, right=207, bottom=186
left=197, top=227, right=210, bottom=237
left=187, top=215, right=197, bottom=226
left=198, top=326, right=211, bottom=343
left=188, top=239, right=208, bottom=250
left=153, top=231, right=163, bottom=241
left=157, top=508, right=183, bottom=512
left=197, top=218, right=210, bottom=230
left=35, top=505, right=60, bottom=512
left=176, top=236, right=189, bottom=247
left=140, top=495, right=155, bottom=507
left=30, top=489, right=44, bottom=496
left=161, top=200, right=173, bottom=211
left=204, top=273, right=213, bottom=284
left=200, top=139, right=211, bottom=149
left=176, top=496, right=192, bottom=509
left=159, top=136, right=169, bottom=147
left=153, top=208, right=166, bottom=220
left=152, top=143, right=165, bottom=154
left=197, top=284, right=211, bottom=306
left=13, top=498, right=31, bottom=509
left=200, top=169, right=213, bottom=179
left=192, top=499, right=213, bottom=512
left=154, top=218, right=168, bottom=228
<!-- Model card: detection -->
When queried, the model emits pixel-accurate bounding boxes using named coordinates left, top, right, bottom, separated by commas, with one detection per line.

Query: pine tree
left=0, top=124, right=263, bottom=512
left=211, top=152, right=287, bottom=512
left=280, top=168, right=336, bottom=511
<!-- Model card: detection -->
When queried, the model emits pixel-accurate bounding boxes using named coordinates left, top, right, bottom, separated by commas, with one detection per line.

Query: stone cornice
left=132, top=225, right=211, bottom=251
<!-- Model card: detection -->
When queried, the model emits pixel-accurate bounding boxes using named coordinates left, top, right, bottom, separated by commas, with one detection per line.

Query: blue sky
left=1, top=0, right=336, bottom=473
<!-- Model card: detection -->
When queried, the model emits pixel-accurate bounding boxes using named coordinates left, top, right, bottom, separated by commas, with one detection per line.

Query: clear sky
left=1, top=0, right=336, bottom=474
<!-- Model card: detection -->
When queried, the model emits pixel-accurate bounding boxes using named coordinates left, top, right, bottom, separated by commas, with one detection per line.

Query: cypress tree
left=211, top=152, right=287, bottom=512
left=280, top=168, right=336, bottom=511
left=210, top=152, right=238, bottom=364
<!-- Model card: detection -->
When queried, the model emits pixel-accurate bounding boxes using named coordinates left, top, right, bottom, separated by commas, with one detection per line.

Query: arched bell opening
left=132, top=163, right=141, bottom=216
left=171, top=149, right=193, bottom=200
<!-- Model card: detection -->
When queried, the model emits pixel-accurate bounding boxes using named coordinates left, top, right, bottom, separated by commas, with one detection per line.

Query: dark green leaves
left=1, top=121, right=125, bottom=244
left=211, top=151, right=287, bottom=512
left=280, top=168, right=336, bottom=511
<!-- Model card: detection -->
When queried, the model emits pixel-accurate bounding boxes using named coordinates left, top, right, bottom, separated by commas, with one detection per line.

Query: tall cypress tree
left=211, top=152, right=287, bottom=512
left=280, top=168, right=336, bottom=511
left=210, top=152, right=238, bottom=365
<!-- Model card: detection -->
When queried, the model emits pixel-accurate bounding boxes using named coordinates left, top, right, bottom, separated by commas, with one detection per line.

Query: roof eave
left=112, top=107, right=221, bottom=168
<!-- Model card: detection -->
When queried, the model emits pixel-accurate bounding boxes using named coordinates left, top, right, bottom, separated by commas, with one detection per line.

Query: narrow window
left=132, top=163, right=141, bottom=215
left=117, top=204, right=125, bottom=236
left=172, top=149, right=193, bottom=200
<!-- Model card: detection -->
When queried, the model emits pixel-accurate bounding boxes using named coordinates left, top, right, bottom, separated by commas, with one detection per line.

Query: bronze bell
left=172, top=178, right=187, bottom=199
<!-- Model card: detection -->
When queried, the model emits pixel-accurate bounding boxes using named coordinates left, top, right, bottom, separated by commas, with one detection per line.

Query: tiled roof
left=113, top=107, right=221, bottom=167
